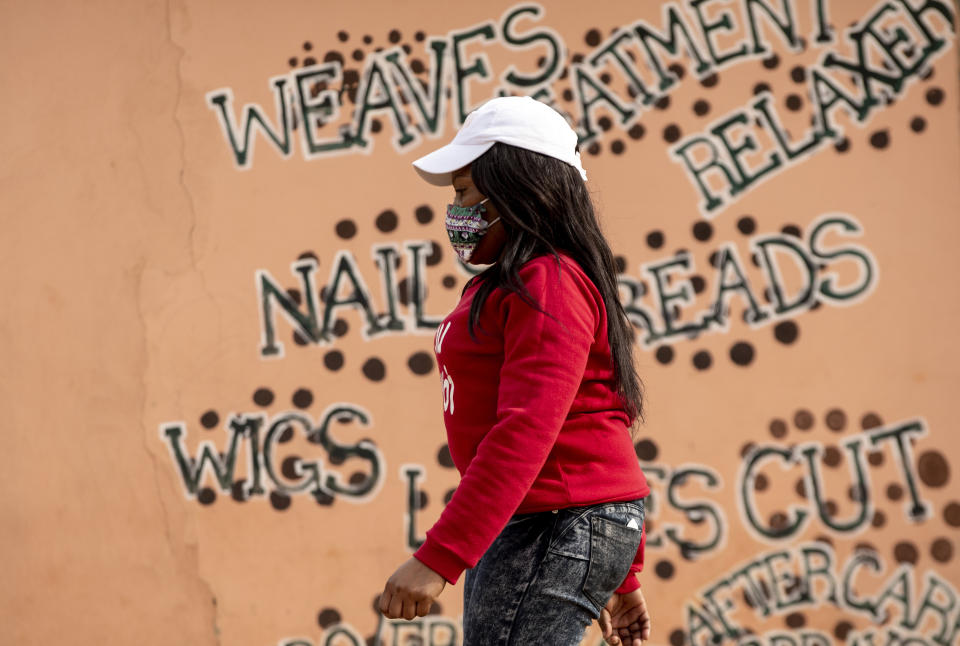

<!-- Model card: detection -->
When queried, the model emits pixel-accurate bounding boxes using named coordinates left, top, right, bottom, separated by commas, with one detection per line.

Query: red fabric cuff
left=413, top=538, right=472, bottom=585
left=615, top=572, right=641, bottom=594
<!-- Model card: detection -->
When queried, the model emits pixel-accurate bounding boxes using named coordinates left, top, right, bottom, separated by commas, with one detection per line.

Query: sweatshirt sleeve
left=614, top=521, right=645, bottom=594
left=414, top=256, right=599, bottom=584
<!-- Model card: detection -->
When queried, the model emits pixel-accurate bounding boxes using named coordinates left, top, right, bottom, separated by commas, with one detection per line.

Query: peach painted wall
left=3, top=1, right=959, bottom=645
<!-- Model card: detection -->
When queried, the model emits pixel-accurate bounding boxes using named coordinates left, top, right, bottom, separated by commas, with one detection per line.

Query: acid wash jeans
left=462, top=497, right=646, bottom=645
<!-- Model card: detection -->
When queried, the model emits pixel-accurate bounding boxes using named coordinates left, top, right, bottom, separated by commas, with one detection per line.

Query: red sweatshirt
left=413, top=250, right=650, bottom=594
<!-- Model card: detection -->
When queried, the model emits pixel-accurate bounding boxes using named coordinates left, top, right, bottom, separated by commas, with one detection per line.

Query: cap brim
left=412, top=141, right=496, bottom=186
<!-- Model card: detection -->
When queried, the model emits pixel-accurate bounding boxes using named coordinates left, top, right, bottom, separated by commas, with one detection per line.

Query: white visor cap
left=412, top=96, right=587, bottom=186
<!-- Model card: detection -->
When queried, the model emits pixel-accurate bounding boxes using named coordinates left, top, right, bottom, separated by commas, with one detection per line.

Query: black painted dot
left=774, top=320, right=799, bottom=344
left=442, top=274, right=457, bottom=289
left=872, top=510, right=886, bottom=528
left=861, top=412, right=883, bottom=429
left=693, top=99, right=710, bottom=116
left=426, top=240, right=443, bottom=266
left=753, top=82, right=771, bottom=96
left=754, top=473, right=768, bottom=491
left=668, top=63, right=685, bottom=80
left=278, top=424, right=294, bottom=443
left=868, top=451, right=884, bottom=467
left=736, top=216, right=756, bottom=235
left=315, top=490, right=335, bottom=506
left=292, top=330, right=309, bottom=346
left=333, top=318, right=348, bottom=338
left=823, top=446, right=842, bottom=467
left=322, top=52, right=341, bottom=65
left=614, top=255, right=627, bottom=273
left=790, top=65, right=806, bottom=83
left=663, top=124, right=681, bottom=143
left=318, top=607, right=341, bottom=629
left=655, top=95, right=670, bottom=110
left=692, top=221, right=713, bottom=242
left=335, top=219, right=357, bottom=239
left=785, top=94, right=803, bottom=111
left=562, top=88, right=574, bottom=102
left=796, top=478, right=806, bottom=497
left=408, top=351, right=434, bottom=375
left=303, top=42, right=314, bottom=52
left=415, top=30, right=425, bottom=42
left=293, top=388, right=313, bottom=409
left=692, top=350, right=712, bottom=370
left=437, top=444, right=455, bottom=468
left=611, top=140, right=625, bottom=155
left=730, top=342, right=754, bottom=366
left=287, top=288, right=303, bottom=305
left=763, top=53, right=780, bottom=69
left=782, top=224, right=802, bottom=238
left=870, top=129, right=890, bottom=149
left=370, top=118, right=382, bottom=133
left=769, top=418, right=788, bottom=439
left=282, top=456, right=301, bottom=480
left=231, top=480, right=248, bottom=503
left=444, top=488, right=456, bottom=505
left=834, top=137, right=850, bottom=153
left=655, top=560, right=675, bottom=579
left=785, top=612, right=806, bottom=629
left=397, top=278, right=412, bottom=307
left=288, top=57, right=298, bottom=68
left=926, top=87, right=944, bottom=106
left=587, top=141, right=601, bottom=155
left=646, top=231, right=664, bottom=249
left=362, top=357, right=386, bottom=381
left=417, top=490, right=429, bottom=509
left=363, top=34, right=373, bottom=44
left=338, top=466, right=367, bottom=487
left=598, top=116, right=613, bottom=131
left=918, top=450, right=950, bottom=487
left=410, top=59, right=425, bottom=74
left=910, top=116, right=926, bottom=133
left=887, top=483, right=904, bottom=501
left=932, top=538, right=953, bottom=563
left=634, top=438, right=658, bottom=461
left=655, top=345, right=674, bottom=365
left=298, top=250, right=319, bottom=264
left=894, top=541, right=919, bottom=564
left=414, top=205, right=433, bottom=224
left=628, top=123, right=645, bottom=140
left=794, top=409, right=814, bottom=430
left=200, top=410, right=219, bottom=429
left=571, top=53, right=585, bottom=64
left=944, top=502, right=960, bottom=527
left=253, top=388, right=275, bottom=407
left=198, top=487, right=216, bottom=505
left=834, top=621, right=853, bottom=640
left=375, top=209, right=398, bottom=232
left=669, top=629, right=686, bottom=646
left=690, top=275, right=706, bottom=294
left=825, top=409, right=846, bottom=432
left=388, top=29, right=401, bottom=44
left=270, top=491, right=292, bottom=511
left=324, top=350, right=344, bottom=371
left=700, top=72, right=718, bottom=87
left=770, top=512, right=788, bottom=528
left=581, top=28, right=601, bottom=47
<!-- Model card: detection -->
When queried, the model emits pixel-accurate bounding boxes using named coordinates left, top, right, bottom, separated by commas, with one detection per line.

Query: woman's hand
left=598, top=586, right=652, bottom=645
left=378, top=557, right=447, bottom=620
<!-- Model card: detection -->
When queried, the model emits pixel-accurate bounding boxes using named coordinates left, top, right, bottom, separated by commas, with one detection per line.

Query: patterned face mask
left=445, top=197, right=500, bottom=263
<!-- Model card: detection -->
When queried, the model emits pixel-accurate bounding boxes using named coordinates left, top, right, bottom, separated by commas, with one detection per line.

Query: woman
left=378, top=96, right=652, bottom=646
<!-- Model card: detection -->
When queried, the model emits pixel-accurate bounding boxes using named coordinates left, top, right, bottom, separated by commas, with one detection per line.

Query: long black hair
left=463, top=142, right=646, bottom=429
